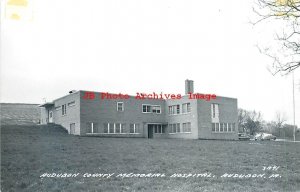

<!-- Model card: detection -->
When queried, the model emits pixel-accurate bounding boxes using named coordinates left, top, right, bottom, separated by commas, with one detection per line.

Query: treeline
left=238, top=109, right=299, bottom=138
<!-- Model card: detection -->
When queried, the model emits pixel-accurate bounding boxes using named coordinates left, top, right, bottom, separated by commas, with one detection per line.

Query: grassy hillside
left=1, top=124, right=300, bottom=192
left=0, top=103, right=40, bottom=125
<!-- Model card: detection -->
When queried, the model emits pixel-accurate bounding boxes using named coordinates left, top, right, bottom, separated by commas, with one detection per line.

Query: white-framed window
left=142, top=104, right=151, bottom=113
left=130, top=123, right=139, bottom=133
left=154, top=124, right=163, bottom=134
left=176, top=123, right=180, bottom=133
left=104, top=123, right=109, bottom=133
left=176, top=105, right=180, bottom=114
left=68, top=101, right=75, bottom=107
left=212, top=123, right=236, bottom=133
left=152, top=105, right=161, bottom=114
left=228, top=123, right=232, bottom=132
left=212, top=123, right=216, bottom=132
left=211, top=103, right=219, bottom=122
left=115, top=123, right=121, bottom=133
left=172, top=124, right=177, bottom=133
left=182, top=103, right=191, bottom=114
left=117, top=102, right=124, bottom=112
left=187, top=103, right=191, bottom=113
left=142, top=104, right=161, bottom=114
left=62, top=104, right=67, bottom=115
left=168, top=105, right=180, bottom=115
left=168, top=106, right=173, bottom=115
left=232, top=123, right=236, bottom=132
left=169, top=124, right=173, bottom=133
left=109, top=123, right=114, bottom=133
left=86, top=122, right=98, bottom=133
left=224, top=123, right=228, bottom=132
left=220, top=123, right=224, bottom=132
left=103, top=123, right=126, bottom=134
left=182, top=122, right=191, bottom=133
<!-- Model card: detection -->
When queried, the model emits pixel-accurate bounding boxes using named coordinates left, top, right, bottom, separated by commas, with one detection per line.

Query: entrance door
left=148, top=124, right=153, bottom=138
left=70, top=123, right=75, bottom=134
left=49, top=111, right=53, bottom=123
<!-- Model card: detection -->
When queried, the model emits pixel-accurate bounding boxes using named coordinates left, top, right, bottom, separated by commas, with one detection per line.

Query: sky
left=1, top=0, right=300, bottom=126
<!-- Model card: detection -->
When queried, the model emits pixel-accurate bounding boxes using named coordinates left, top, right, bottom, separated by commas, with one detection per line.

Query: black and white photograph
left=1, top=0, right=300, bottom=191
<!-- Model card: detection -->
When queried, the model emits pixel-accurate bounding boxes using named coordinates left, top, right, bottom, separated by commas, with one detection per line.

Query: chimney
left=185, top=79, right=194, bottom=95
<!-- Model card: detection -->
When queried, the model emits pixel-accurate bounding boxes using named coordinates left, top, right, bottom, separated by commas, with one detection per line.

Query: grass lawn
left=1, top=125, right=300, bottom=192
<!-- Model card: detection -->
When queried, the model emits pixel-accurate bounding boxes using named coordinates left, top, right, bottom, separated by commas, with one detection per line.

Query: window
left=183, top=122, right=191, bottom=132
left=142, top=105, right=151, bottom=113
left=109, top=123, right=114, bottom=133
left=142, top=104, right=161, bottom=114
left=176, top=105, right=180, bottom=114
left=62, top=104, right=67, bottom=115
left=220, top=123, right=224, bottom=132
left=224, top=123, right=228, bottom=132
left=169, top=124, right=173, bottom=133
left=104, top=123, right=109, bottom=133
left=212, top=123, right=236, bottom=133
left=187, top=103, right=191, bottom=113
left=152, top=105, right=161, bottom=114
left=168, top=105, right=180, bottom=115
left=104, top=123, right=126, bottom=134
left=176, top=123, right=180, bottom=133
left=212, top=123, right=216, bottom=132
left=182, top=103, right=191, bottom=114
left=86, top=122, right=98, bottom=133
left=130, top=123, right=139, bottom=133
left=168, top=106, right=173, bottom=115
left=232, top=123, right=236, bottom=132
left=216, top=123, right=220, bottom=132
left=154, top=124, right=162, bottom=133
left=211, top=104, right=219, bottom=122
left=172, top=124, right=177, bottom=133
left=117, top=102, right=124, bottom=112
left=68, top=101, right=75, bottom=107
left=121, top=124, right=126, bottom=133
left=115, top=123, right=121, bottom=133
left=162, top=125, right=166, bottom=133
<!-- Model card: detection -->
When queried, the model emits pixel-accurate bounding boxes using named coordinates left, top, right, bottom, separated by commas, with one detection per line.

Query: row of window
left=86, top=123, right=140, bottom=134
left=168, top=103, right=191, bottom=115
left=153, top=124, right=166, bottom=133
left=212, top=123, right=236, bottom=132
left=116, top=102, right=162, bottom=114
left=169, top=122, right=192, bottom=133
left=118, top=102, right=193, bottom=115
left=142, top=104, right=161, bottom=114
left=56, top=102, right=222, bottom=119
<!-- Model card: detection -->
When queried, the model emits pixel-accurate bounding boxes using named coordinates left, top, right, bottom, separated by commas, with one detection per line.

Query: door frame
left=147, top=124, right=154, bottom=138
left=49, top=110, right=53, bottom=123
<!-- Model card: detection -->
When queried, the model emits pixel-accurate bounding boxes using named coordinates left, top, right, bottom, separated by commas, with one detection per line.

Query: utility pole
left=292, top=72, right=296, bottom=142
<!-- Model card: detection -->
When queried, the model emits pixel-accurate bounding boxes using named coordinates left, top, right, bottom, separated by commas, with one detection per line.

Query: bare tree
left=275, top=111, right=287, bottom=129
left=238, top=109, right=263, bottom=135
left=253, top=0, right=300, bottom=75
left=238, top=108, right=248, bottom=132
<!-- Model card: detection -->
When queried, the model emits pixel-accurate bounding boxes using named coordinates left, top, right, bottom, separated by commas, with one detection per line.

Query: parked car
left=238, top=133, right=251, bottom=141
left=254, top=133, right=276, bottom=141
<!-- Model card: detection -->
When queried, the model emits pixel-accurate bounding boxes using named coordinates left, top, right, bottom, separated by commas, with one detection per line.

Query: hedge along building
left=40, top=80, right=238, bottom=140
